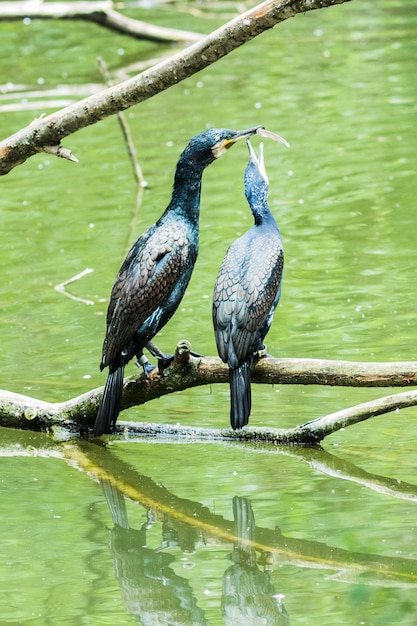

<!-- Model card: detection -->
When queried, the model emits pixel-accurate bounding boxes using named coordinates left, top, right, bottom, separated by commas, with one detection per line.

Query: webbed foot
left=157, top=354, right=175, bottom=373
left=136, top=354, right=156, bottom=377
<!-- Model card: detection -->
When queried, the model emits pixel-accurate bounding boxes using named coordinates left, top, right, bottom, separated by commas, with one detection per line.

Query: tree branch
left=0, top=0, right=352, bottom=175
left=1, top=344, right=416, bottom=443
left=0, top=1, right=203, bottom=42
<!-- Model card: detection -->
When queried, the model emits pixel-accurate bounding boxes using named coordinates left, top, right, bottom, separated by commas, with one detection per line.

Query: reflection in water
left=81, top=438, right=417, bottom=602
left=102, top=479, right=290, bottom=624
left=222, top=497, right=290, bottom=626
left=102, top=480, right=209, bottom=625
left=3, top=433, right=417, bottom=624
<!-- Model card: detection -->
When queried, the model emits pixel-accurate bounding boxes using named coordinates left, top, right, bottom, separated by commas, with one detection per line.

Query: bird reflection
left=222, top=496, right=290, bottom=625
left=102, top=480, right=209, bottom=625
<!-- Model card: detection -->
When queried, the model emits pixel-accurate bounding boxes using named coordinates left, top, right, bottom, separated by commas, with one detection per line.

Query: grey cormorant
left=212, top=140, right=284, bottom=429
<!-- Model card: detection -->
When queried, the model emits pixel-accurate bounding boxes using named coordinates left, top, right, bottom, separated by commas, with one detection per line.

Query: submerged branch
left=0, top=344, right=416, bottom=443
left=0, top=0, right=352, bottom=175
left=54, top=267, right=95, bottom=305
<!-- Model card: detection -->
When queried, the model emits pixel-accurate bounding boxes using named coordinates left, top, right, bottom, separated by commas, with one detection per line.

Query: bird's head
left=181, top=126, right=264, bottom=169
left=244, top=140, right=269, bottom=209
left=245, top=139, right=268, bottom=186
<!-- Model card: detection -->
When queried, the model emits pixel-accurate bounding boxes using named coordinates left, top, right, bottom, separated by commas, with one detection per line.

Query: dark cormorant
left=94, top=126, right=262, bottom=436
left=212, top=140, right=284, bottom=430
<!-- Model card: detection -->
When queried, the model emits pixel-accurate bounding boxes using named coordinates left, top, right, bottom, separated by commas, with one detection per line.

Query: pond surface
left=1, top=0, right=417, bottom=623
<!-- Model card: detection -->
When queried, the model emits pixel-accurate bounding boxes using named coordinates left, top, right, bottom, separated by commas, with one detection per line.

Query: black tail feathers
left=94, top=366, right=125, bottom=436
left=229, top=362, right=251, bottom=430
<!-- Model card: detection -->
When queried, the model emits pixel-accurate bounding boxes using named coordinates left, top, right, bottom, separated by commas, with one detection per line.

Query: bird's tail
left=229, top=363, right=251, bottom=430
left=94, top=366, right=125, bottom=436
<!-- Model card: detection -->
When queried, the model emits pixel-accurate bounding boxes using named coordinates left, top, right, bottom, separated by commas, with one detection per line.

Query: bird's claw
left=157, top=354, right=175, bottom=374
left=255, top=345, right=269, bottom=359
left=189, top=349, right=204, bottom=358
left=135, top=355, right=156, bottom=377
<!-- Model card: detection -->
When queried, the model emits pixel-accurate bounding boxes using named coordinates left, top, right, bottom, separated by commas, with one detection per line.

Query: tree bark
left=0, top=0, right=352, bottom=175
left=1, top=344, right=416, bottom=443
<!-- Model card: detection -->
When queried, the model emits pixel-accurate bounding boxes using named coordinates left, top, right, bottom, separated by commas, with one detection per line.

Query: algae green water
left=1, top=1, right=417, bottom=623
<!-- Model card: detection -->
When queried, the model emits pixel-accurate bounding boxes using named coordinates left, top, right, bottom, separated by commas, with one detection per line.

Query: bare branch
left=54, top=267, right=95, bottom=305
left=303, top=390, right=417, bottom=440
left=97, top=56, right=146, bottom=191
left=43, top=144, right=79, bottom=162
left=0, top=0, right=352, bottom=175
left=0, top=1, right=203, bottom=42
left=1, top=344, right=416, bottom=443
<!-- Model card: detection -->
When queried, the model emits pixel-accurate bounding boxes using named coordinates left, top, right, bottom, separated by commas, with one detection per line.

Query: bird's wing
left=213, top=232, right=283, bottom=365
left=102, top=221, right=193, bottom=366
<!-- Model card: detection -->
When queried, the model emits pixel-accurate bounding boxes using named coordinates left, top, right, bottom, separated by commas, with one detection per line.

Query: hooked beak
left=247, top=139, right=268, bottom=184
left=212, top=125, right=264, bottom=159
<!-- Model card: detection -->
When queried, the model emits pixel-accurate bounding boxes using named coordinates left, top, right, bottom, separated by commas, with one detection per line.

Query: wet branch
left=0, top=342, right=416, bottom=443
left=0, top=0, right=352, bottom=175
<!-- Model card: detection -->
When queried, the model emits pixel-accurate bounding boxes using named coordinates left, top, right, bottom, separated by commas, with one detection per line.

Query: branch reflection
left=102, top=481, right=290, bottom=625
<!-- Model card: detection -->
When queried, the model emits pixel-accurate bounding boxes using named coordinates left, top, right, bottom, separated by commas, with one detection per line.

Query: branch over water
left=1, top=344, right=416, bottom=443
left=0, top=0, right=352, bottom=174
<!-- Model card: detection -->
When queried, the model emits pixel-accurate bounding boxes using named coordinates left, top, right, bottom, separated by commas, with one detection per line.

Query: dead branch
left=0, top=1, right=202, bottom=42
left=43, top=143, right=79, bottom=162
left=0, top=0, right=352, bottom=175
left=0, top=342, right=416, bottom=443
left=54, top=267, right=95, bottom=305
left=97, top=56, right=146, bottom=191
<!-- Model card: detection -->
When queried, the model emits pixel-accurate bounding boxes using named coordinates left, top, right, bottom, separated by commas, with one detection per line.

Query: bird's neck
left=251, top=199, right=275, bottom=227
left=254, top=208, right=273, bottom=227
left=167, top=162, right=205, bottom=221
left=245, top=185, right=275, bottom=227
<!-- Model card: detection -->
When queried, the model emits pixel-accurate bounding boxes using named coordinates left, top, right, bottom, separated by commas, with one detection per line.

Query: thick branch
left=1, top=347, right=416, bottom=442
left=0, top=0, right=352, bottom=175
left=0, top=1, right=202, bottom=42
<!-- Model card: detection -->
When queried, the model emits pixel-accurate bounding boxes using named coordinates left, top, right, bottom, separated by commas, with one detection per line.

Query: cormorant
left=94, top=126, right=262, bottom=436
left=212, top=140, right=284, bottom=430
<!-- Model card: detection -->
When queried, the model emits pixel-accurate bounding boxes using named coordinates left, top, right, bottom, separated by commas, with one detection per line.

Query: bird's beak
left=212, top=125, right=264, bottom=159
left=247, top=139, right=268, bottom=184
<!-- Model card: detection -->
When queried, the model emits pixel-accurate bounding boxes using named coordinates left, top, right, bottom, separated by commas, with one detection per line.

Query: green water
left=1, top=0, right=417, bottom=623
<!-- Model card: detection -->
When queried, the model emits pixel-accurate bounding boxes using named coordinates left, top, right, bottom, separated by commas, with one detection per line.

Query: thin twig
left=43, top=144, right=79, bottom=162
left=97, top=56, right=146, bottom=250
left=54, top=267, right=94, bottom=305
left=97, top=56, right=146, bottom=190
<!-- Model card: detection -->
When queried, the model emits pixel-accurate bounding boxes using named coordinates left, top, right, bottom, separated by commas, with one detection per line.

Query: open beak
left=247, top=139, right=268, bottom=184
left=212, top=125, right=264, bottom=158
